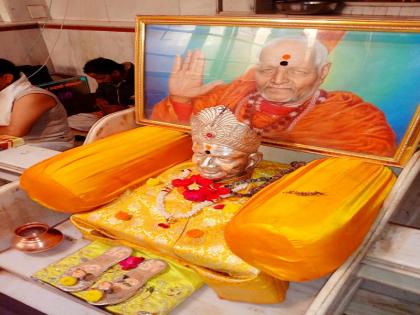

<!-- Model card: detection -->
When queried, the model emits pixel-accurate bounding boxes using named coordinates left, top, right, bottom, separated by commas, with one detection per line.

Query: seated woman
left=0, top=59, right=74, bottom=151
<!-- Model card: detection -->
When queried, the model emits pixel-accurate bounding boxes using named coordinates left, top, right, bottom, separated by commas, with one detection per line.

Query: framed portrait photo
left=135, top=16, right=420, bottom=167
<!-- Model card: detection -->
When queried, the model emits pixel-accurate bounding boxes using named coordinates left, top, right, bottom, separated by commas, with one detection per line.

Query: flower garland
left=156, top=169, right=249, bottom=222
left=156, top=161, right=306, bottom=222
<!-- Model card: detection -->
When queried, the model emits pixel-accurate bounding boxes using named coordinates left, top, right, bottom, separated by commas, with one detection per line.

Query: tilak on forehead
left=205, top=144, right=212, bottom=154
left=279, top=54, right=291, bottom=66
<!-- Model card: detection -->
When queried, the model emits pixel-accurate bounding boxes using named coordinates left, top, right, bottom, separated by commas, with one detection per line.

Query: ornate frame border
left=135, top=15, right=420, bottom=167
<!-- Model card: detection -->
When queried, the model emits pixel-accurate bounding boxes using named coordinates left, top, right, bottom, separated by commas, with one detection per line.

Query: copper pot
left=12, top=222, right=63, bottom=253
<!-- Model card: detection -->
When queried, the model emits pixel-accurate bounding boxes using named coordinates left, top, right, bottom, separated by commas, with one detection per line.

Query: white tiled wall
left=0, top=0, right=218, bottom=78
left=0, top=0, right=46, bottom=22
left=36, top=0, right=218, bottom=77
left=0, top=1, right=8, bottom=21
left=41, top=28, right=134, bottom=75
left=180, top=0, right=218, bottom=15
left=223, top=0, right=254, bottom=12
left=0, top=28, right=53, bottom=70
left=339, top=2, right=420, bottom=17
left=49, top=0, right=110, bottom=21
left=48, top=0, right=217, bottom=21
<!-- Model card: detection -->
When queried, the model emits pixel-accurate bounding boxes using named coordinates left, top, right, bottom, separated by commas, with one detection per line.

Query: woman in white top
left=0, top=58, right=73, bottom=151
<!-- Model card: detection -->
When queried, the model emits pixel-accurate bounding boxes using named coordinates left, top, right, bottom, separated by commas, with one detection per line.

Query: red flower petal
left=205, top=192, right=220, bottom=201
left=213, top=204, right=225, bottom=209
left=216, top=187, right=231, bottom=195
left=198, top=186, right=212, bottom=193
left=172, top=178, right=193, bottom=187
left=195, top=176, right=214, bottom=187
left=119, top=256, right=145, bottom=270
left=183, top=189, right=207, bottom=202
left=190, top=175, right=200, bottom=182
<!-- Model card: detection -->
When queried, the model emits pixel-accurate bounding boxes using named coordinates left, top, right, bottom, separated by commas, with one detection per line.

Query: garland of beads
left=156, top=161, right=306, bottom=222
left=156, top=168, right=192, bottom=221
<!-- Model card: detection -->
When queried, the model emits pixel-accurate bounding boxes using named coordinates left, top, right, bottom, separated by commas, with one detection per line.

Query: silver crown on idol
left=190, top=105, right=261, bottom=153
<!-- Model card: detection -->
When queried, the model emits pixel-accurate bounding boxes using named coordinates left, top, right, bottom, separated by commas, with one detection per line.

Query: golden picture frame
left=135, top=15, right=420, bottom=167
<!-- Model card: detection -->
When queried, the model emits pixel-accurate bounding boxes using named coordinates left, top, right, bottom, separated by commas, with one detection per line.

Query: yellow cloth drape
left=71, top=160, right=291, bottom=303
left=225, top=157, right=396, bottom=281
left=20, top=126, right=193, bottom=213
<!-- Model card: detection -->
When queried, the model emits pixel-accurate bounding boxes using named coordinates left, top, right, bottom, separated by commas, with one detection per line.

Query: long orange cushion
left=20, top=126, right=192, bottom=213
left=225, top=157, right=396, bottom=281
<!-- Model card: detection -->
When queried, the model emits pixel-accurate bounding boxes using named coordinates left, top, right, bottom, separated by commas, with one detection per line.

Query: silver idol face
left=192, top=142, right=254, bottom=180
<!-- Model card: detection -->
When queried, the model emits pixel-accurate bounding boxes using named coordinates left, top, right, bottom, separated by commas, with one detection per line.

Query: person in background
left=16, top=64, right=53, bottom=86
left=0, top=58, right=74, bottom=151
left=83, top=57, right=135, bottom=115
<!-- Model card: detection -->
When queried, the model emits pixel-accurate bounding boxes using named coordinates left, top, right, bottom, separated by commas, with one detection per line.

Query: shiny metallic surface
left=191, top=106, right=263, bottom=180
left=12, top=222, right=63, bottom=253
left=192, top=143, right=257, bottom=180
left=191, top=105, right=261, bottom=154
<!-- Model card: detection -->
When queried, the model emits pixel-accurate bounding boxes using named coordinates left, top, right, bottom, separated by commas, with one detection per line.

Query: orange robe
left=151, top=69, right=397, bottom=157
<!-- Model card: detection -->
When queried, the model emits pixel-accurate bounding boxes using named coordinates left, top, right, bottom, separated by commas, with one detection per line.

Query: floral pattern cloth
left=71, top=160, right=289, bottom=278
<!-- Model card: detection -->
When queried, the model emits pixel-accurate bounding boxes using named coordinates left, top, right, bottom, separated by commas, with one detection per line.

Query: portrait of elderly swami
left=151, top=35, right=397, bottom=157
left=0, top=58, right=74, bottom=151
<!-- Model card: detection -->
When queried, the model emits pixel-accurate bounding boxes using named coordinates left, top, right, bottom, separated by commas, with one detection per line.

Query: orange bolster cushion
left=225, top=157, right=396, bottom=281
left=20, top=126, right=192, bottom=213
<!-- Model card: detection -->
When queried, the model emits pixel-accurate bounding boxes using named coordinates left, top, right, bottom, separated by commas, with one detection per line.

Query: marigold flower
left=59, top=276, right=77, bottom=286
left=115, top=211, right=132, bottom=221
left=186, top=229, right=205, bottom=238
left=80, top=289, right=104, bottom=302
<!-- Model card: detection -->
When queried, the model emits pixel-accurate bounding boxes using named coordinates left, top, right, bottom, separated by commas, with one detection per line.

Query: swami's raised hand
left=169, top=50, right=223, bottom=103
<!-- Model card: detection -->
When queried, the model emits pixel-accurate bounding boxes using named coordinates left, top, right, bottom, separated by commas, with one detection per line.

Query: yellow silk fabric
left=225, top=157, right=396, bottom=281
left=20, top=126, right=192, bottom=213
left=71, top=160, right=290, bottom=303
left=75, top=222, right=288, bottom=304
left=33, top=240, right=203, bottom=315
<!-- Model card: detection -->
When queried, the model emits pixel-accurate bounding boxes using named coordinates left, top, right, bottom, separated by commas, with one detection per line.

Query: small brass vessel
left=12, top=222, right=63, bottom=253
